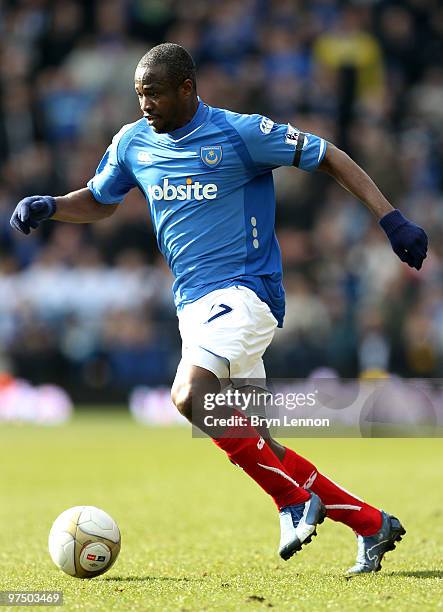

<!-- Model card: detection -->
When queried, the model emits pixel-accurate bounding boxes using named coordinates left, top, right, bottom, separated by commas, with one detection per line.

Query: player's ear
left=180, top=78, right=194, bottom=98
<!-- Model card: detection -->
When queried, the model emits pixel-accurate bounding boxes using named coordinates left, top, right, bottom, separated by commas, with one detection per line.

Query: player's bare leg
left=171, top=365, right=326, bottom=559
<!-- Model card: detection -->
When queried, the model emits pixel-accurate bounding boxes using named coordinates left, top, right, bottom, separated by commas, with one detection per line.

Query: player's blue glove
left=10, top=195, right=56, bottom=235
left=379, top=209, right=428, bottom=270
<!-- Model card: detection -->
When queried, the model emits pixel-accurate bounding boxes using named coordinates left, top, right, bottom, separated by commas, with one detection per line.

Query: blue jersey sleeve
left=227, top=113, right=327, bottom=172
left=87, top=126, right=136, bottom=204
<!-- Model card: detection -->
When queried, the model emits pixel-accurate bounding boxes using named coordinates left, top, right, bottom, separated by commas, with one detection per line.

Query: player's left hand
left=379, top=209, right=428, bottom=270
left=10, top=195, right=56, bottom=235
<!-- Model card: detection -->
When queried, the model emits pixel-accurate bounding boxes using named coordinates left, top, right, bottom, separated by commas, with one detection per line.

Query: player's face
left=134, top=65, right=193, bottom=133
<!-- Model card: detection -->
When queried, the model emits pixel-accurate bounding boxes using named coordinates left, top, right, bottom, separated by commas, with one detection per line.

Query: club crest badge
left=200, top=145, right=223, bottom=168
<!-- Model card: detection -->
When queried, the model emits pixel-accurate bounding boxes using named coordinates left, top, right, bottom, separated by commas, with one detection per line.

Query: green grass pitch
left=0, top=411, right=442, bottom=611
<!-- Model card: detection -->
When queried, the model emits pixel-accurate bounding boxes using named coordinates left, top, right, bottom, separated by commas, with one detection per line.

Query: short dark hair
left=137, top=43, right=196, bottom=89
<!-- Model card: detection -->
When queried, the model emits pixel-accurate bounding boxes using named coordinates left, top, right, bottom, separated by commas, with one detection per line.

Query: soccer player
left=10, top=43, right=427, bottom=575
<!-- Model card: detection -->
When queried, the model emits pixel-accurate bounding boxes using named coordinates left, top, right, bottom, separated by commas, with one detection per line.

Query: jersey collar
left=166, top=100, right=209, bottom=141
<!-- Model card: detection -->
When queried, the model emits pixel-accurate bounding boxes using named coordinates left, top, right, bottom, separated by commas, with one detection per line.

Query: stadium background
left=0, top=0, right=442, bottom=403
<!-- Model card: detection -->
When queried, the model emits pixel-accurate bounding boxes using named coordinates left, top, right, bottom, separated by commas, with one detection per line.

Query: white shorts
left=177, top=285, right=278, bottom=381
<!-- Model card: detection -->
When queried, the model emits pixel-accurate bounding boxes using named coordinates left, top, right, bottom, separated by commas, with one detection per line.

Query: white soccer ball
left=48, top=506, right=121, bottom=579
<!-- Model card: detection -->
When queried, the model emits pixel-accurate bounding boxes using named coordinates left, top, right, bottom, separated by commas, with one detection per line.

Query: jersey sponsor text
left=148, top=178, right=218, bottom=202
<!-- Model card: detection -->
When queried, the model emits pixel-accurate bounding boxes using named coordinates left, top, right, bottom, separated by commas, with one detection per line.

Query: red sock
left=282, top=447, right=382, bottom=536
left=213, top=415, right=310, bottom=510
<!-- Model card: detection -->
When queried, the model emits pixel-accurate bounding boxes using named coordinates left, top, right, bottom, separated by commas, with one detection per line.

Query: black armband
left=292, top=133, right=306, bottom=168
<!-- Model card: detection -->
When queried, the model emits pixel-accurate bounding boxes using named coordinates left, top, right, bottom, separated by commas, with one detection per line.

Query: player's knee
left=171, top=381, right=193, bottom=421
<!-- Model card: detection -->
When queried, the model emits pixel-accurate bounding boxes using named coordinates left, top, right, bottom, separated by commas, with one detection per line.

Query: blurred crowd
left=1, top=0, right=443, bottom=400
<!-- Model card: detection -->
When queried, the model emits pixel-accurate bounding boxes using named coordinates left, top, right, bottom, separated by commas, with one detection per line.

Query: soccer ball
left=48, top=506, right=121, bottom=578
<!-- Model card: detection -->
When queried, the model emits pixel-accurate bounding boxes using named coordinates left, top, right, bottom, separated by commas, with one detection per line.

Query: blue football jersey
left=87, top=101, right=327, bottom=326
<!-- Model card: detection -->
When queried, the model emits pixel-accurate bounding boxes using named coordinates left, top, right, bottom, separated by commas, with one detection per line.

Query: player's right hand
left=10, top=195, right=56, bottom=235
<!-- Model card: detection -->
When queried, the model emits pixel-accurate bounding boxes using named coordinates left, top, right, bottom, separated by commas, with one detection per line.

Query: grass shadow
left=103, top=575, right=201, bottom=583
left=387, top=570, right=443, bottom=579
